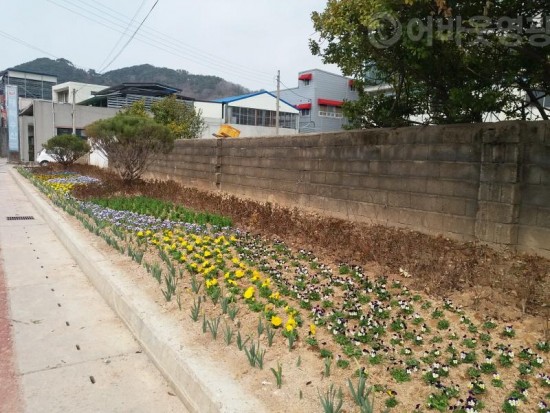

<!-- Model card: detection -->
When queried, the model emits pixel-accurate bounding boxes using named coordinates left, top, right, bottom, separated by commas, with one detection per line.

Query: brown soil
left=30, top=164, right=550, bottom=413
left=67, top=164, right=550, bottom=318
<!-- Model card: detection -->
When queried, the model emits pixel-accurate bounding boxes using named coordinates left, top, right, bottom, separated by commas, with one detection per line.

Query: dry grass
left=61, top=164, right=550, bottom=317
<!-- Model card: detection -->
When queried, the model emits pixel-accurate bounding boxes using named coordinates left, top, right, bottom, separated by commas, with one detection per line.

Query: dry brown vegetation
left=63, top=164, right=550, bottom=319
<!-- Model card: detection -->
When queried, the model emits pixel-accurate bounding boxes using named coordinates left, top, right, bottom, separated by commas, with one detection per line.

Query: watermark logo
left=367, top=14, right=550, bottom=48
left=368, top=12, right=403, bottom=49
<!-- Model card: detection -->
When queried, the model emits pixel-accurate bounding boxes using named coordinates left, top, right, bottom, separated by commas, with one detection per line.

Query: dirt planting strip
left=69, top=164, right=550, bottom=319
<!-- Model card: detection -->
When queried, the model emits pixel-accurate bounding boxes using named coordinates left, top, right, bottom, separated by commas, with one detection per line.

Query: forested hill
left=9, top=58, right=250, bottom=100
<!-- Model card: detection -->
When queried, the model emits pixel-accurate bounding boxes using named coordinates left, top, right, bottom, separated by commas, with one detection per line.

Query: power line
left=0, top=30, right=59, bottom=60
left=78, top=0, right=275, bottom=79
left=46, top=0, right=275, bottom=85
left=97, top=0, right=148, bottom=73
left=98, top=0, right=160, bottom=74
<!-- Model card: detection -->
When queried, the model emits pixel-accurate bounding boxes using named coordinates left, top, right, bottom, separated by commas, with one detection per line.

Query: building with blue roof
left=195, top=90, right=299, bottom=138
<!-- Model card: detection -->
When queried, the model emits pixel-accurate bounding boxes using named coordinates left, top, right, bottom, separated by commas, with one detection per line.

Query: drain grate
left=6, top=216, right=35, bottom=221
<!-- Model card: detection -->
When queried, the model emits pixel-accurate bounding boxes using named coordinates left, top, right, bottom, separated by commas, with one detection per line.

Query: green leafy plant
left=270, top=362, right=283, bottom=389
left=223, top=323, right=234, bottom=345
left=390, top=368, right=411, bottom=383
left=207, top=316, right=221, bottom=340
left=236, top=331, right=251, bottom=351
left=42, top=134, right=91, bottom=168
left=437, top=319, right=450, bottom=330
left=318, top=384, right=343, bottom=413
left=323, top=356, right=332, bottom=377
left=244, top=341, right=265, bottom=369
left=189, top=297, right=201, bottom=322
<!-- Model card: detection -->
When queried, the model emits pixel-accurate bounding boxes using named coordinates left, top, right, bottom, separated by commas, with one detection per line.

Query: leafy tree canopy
left=42, top=134, right=91, bottom=168
left=151, top=95, right=205, bottom=139
left=85, top=115, right=173, bottom=183
left=311, top=0, right=549, bottom=127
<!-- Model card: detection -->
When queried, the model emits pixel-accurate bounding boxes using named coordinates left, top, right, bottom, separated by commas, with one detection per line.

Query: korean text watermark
left=368, top=14, right=550, bottom=49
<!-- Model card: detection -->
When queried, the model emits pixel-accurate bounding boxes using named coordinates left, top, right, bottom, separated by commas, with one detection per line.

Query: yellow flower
left=261, top=278, right=271, bottom=287
left=227, top=279, right=237, bottom=286
left=186, top=245, right=194, bottom=252
left=285, top=316, right=297, bottom=332
left=309, top=324, right=316, bottom=336
left=251, top=270, right=261, bottom=281
left=205, top=278, right=218, bottom=288
left=239, top=262, right=246, bottom=269
left=231, top=257, right=240, bottom=265
left=137, top=231, right=144, bottom=237
left=243, top=286, right=255, bottom=300
left=180, top=255, right=187, bottom=262
left=270, top=292, right=280, bottom=301
left=230, top=235, right=237, bottom=242
left=235, top=270, right=244, bottom=278
left=145, top=230, right=152, bottom=236
left=203, top=250, right=212, bottom=258
left=271, top=316, right=282, bottom=327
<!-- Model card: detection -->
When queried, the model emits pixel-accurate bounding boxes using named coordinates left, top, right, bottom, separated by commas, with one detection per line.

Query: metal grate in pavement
left=6, top=216, right=35, bottom=221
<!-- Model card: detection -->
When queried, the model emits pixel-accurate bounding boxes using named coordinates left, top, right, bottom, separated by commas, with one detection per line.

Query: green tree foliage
left=311, top=0, right=549, bottom=127
left=120, top=99, right=149, bottom=118
left=42, top=134, right=91, bottom=169
left=151, top=95, right=205, bottom=139
left=85, top=115, right=174, bottom=183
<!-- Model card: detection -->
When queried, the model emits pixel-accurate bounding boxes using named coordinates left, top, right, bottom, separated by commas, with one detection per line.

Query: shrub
left=42, top=134, right=91, bottom=168
left=86, top=115, right=174, bottom=183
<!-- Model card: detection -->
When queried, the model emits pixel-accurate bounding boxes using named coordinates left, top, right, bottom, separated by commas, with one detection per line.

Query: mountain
left=9, top=58, right=250, bottom=101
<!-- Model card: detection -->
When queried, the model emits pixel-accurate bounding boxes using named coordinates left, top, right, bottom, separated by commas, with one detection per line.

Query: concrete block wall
left=148, top=139, right=218, bottom=190
left=147, top=121, right=550, bottom=257
left=517, top=122, right=550, bottom=256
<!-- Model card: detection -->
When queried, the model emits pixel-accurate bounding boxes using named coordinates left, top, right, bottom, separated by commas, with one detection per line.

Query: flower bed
left=20, top=167, right=550, bottom=413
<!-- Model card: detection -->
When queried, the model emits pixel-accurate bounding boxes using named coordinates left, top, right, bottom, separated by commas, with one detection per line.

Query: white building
left=52, top=82, right=108, bottom=104
left=194, top=90, right=299, bottom=138
left=18, top=100, right=119, bottom=163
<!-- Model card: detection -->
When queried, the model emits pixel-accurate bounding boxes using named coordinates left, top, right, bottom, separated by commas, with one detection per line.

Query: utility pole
left=275, top=70, right=280, bottom=136
left=72, top=88, right=76, bottom=134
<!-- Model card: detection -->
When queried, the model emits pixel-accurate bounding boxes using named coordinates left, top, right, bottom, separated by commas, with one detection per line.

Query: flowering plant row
left=21, top=167, right=550, bottom=413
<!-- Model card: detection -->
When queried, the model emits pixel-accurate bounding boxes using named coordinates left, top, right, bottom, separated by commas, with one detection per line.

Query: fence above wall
left=147, top=121, right=550, bottom=258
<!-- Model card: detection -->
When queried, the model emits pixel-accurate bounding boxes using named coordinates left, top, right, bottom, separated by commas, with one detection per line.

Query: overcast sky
left=1, top=0, right=340, bottom=91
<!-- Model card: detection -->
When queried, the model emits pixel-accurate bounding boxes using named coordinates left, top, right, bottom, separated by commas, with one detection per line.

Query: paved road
left=0, top=158, right=187, bottom=413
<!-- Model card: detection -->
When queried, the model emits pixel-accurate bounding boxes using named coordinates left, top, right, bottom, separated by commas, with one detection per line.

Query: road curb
left=9, top=166, right=266, bottom=413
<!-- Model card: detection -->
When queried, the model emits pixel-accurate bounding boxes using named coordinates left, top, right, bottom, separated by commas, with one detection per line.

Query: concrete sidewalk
left=0, top=158, right=186, bottom=413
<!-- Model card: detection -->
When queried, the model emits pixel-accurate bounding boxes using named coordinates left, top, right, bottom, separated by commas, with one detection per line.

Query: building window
left=349, top=83, right=356, bottom=92
left=56, top=128, right=86, bottom=137
left=302, top=79, right=310, bottom=86
left=300, top=109, right=310, bottom=116
left=318, top=105, right=343, bottom=118
left=57, top=90, right=69, bottom=103
left=531, top=91, right=550, bottom=108
left=230, top=107, right=297, bottom=129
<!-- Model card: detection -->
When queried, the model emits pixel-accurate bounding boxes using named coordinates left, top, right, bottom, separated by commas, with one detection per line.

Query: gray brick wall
left=146, top=121, right=550, bottom=258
